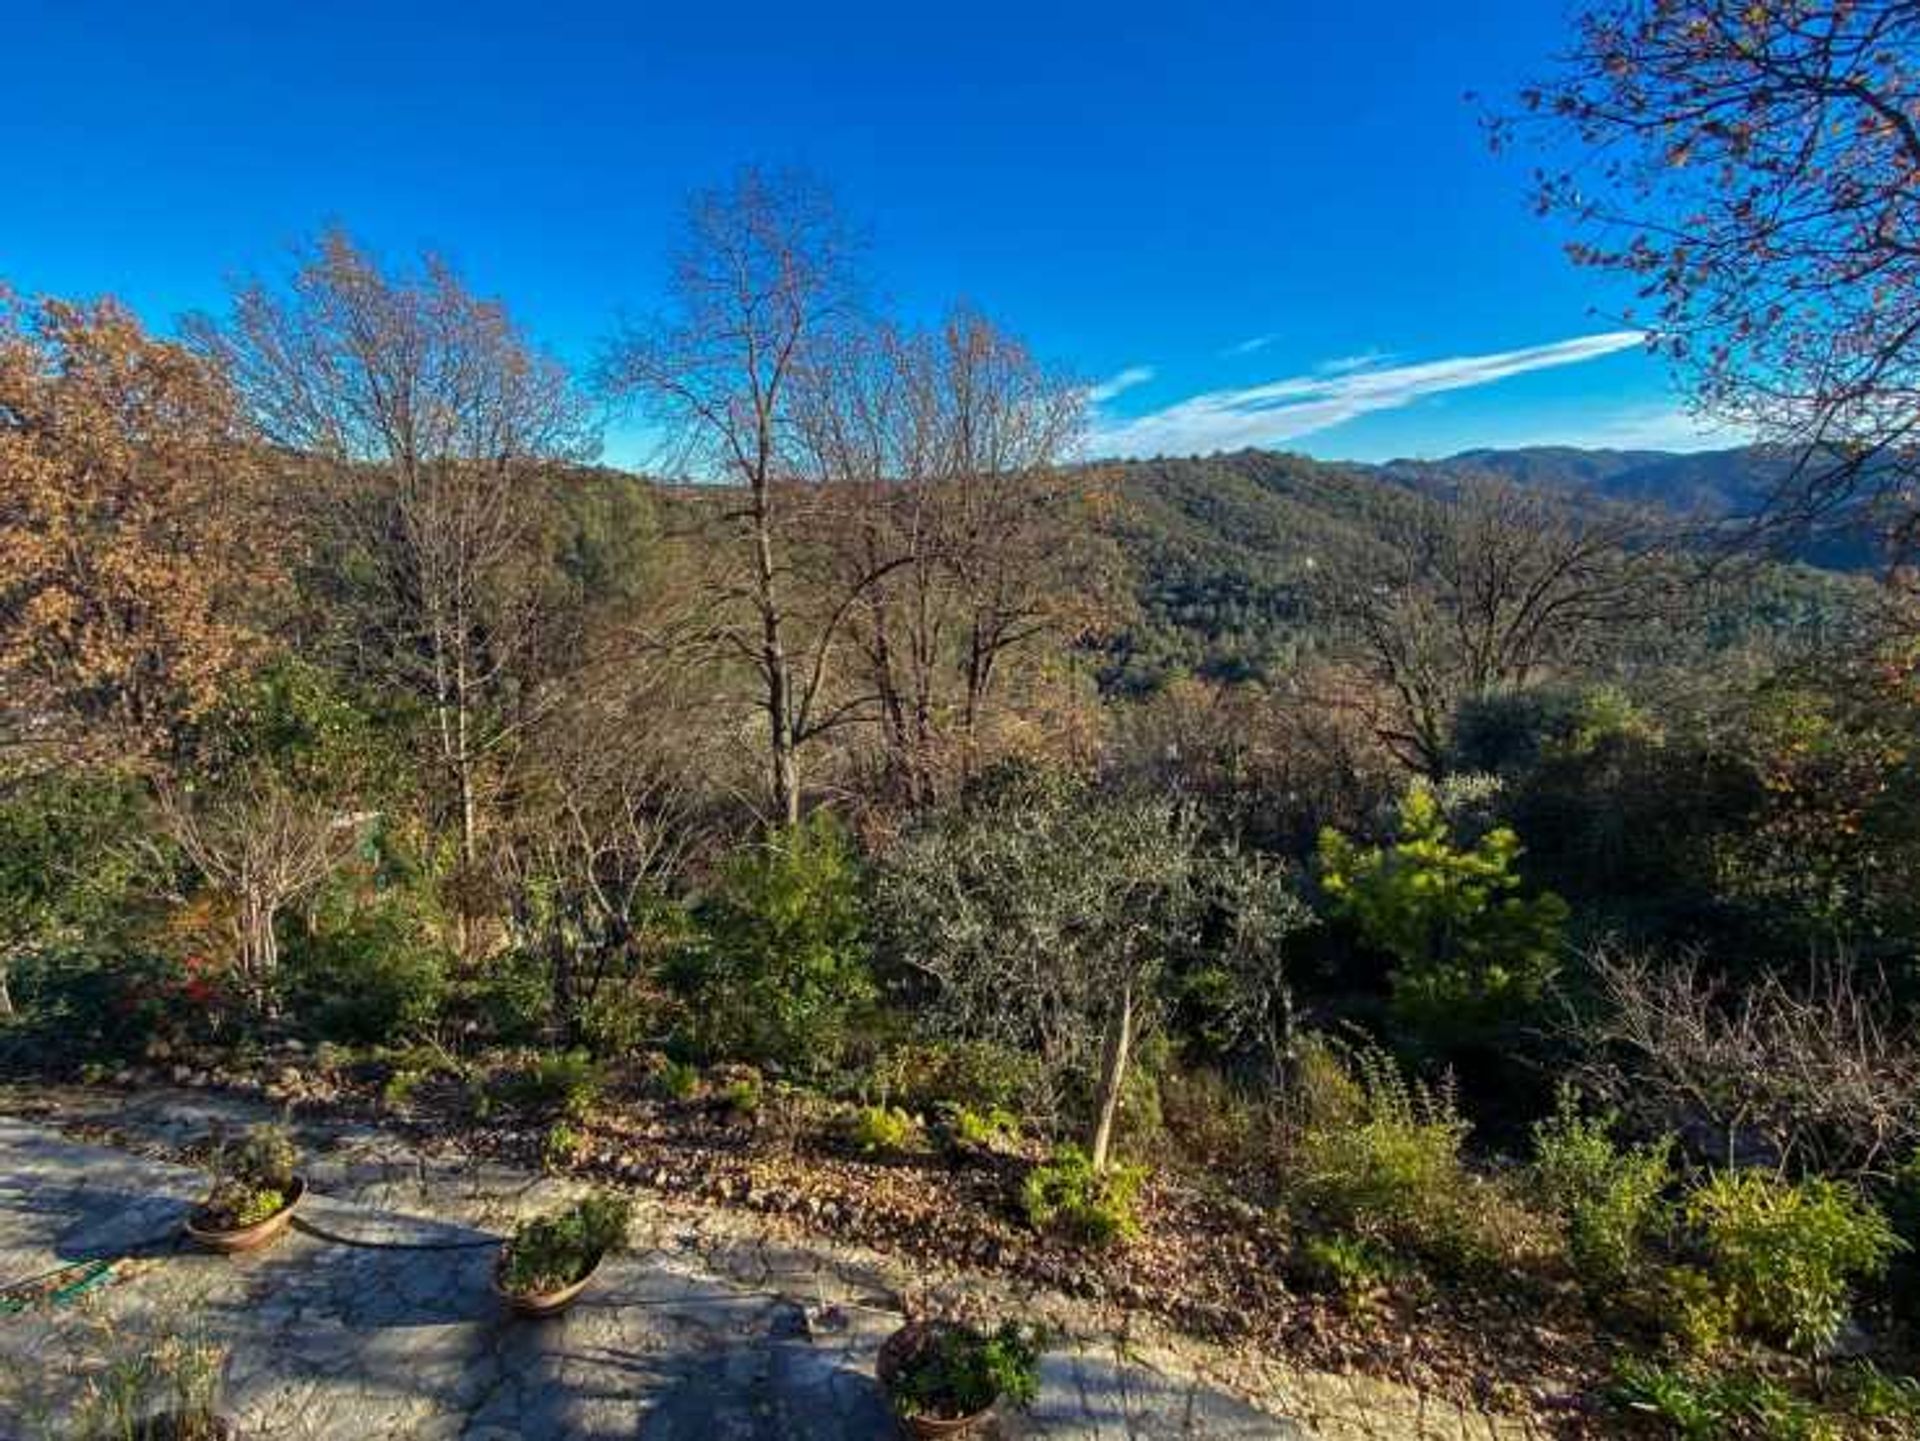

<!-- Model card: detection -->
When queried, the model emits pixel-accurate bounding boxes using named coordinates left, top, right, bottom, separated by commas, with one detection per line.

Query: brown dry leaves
left=0, top=289, right=280, bottom=763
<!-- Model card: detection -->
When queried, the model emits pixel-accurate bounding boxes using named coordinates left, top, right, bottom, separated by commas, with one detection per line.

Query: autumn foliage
left=0, top=290, right=277, bottom=762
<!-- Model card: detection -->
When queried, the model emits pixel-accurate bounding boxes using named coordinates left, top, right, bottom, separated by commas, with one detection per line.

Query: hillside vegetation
left=5, top=188, right=1919, bottom=1439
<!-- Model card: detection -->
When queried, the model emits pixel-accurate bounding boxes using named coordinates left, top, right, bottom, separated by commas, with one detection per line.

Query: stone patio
left=0, top=1108, right=1309, bottom=1438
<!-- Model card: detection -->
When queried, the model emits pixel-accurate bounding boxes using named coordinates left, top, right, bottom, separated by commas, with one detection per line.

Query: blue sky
left=1, top=0, right=1731, bottom=465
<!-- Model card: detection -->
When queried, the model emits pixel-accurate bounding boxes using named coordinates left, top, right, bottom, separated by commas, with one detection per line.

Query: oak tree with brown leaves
left=0, top=290, right=276, bottom=766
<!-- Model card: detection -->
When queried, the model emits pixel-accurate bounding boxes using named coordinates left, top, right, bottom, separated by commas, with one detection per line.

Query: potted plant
left=493, top=1191, right=631, bottom=1316
left=876, top=1318, right=1042, bottom=1438
left=184, top=1123, right=303, bottom=1254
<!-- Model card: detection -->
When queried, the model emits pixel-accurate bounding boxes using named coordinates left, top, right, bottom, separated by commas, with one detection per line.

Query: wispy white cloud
left=1086, top=364, right=1155, bottom=404
left=1314, top=348, right=1394, bottom=376
left=1089, top=331, right=1647, bottom=458
left=1226, top=333, right=1276, bottom=357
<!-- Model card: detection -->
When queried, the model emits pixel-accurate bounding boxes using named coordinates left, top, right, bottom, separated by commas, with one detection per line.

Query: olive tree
left=876, top=770, right=1303, bottom=1169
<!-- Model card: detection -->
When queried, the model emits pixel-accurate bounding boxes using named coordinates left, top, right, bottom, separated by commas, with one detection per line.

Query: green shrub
left=851, top=1104, right=917, bottom=1155
left=31, top=950, right=238, bottom=1060
left=656, top=1058, right=702, bottom=1101
left=1651, top=1264, right=1739, bottom=1356
left=496, top=1050, right=603, bottom=1121
left=719, top=1076, right=763, bottom=1118
left=1317, top=781, right=1567, bottom=1053
left=497, top=1192, right=631, bottom=1296
left=1290, top=1044, right=1511, bottom=1273
left=282, top=907, right=447, bottom=1045
left=573, top=980, right=660, bottom=1059
left=1020, top=1145, right=1146, bottom=1247
left=0, top=772, right=153, bottom=1040
left=865, top=1039, right=1043, bottom=1116
left=461, top=948, right=552, bottom=1045
left=939, top=1104, right=1020, bottom=1153
left=1530, top=1089, right=1674, bottom=1294
left=1686, top=1169, right=1902, bottom=1355
left=672, top=815, right=875, bottom=1078
left=542, top=1122, right=585, bottom=1171
left=1296, top=1232, right=1400, bottom=1313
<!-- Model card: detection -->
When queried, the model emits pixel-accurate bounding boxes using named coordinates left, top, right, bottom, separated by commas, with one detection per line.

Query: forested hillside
left=8, top=32, right=1920, bottom=1432
left=1096, top=447, right=1866, bottom=695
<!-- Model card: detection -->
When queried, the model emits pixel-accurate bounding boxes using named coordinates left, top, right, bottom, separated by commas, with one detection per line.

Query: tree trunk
left=239, top=885, right=280, bottom=1016
left=752, top=479, right=802, bottom=829
left=1087, top=981, right=1135, bottom=1171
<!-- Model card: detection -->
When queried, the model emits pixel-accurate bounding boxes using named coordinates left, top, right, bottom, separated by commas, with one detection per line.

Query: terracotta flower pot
left=184, top=1177, right=305, bottom=1254
left=492, top=1249, right=603, bottom=1317
left=876, top=1321, right=996, bottom=1439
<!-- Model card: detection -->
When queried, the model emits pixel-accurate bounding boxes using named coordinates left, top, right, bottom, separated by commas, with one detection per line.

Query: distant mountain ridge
left=1379, top=444, right=1777, bottom=515
left=1373, top=444, right=1877, bottom=570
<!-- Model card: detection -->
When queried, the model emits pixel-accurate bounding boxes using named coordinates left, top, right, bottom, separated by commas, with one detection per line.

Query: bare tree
left=1506, top=1, right=1920, bottom=560
left=796, top=305, right=1106, bottom=807
left=190, top=231, right=592, bottom=928
left=153, top=772, right=367, bottom=1012
left=602, top=169, right=864, bottom=827
left=493, top=625, right=716, bottom=1044
left=1316, top=481, right=1669, bottom=773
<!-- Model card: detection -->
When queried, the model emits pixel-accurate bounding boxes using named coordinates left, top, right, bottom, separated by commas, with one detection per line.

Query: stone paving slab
left=0, top=1115, right=1308, bottom=1439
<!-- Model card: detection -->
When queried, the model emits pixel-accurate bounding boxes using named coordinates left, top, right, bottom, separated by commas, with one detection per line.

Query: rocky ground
left=0, top=1052, right=1609, bottom=1437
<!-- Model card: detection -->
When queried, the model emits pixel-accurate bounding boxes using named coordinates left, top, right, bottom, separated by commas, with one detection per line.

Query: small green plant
left=882, top=1320, right=1043, bottom=1422
left=1607, top=1357, right=1912, bottom=1441
left=497, top=1192, right=632, bottom=1296
left=1685, top=1168, right=1901, bottom=1355
left=1650, top=1264, right=1739, bottom=1355
left=939, top=1103, right=1020, bottom=1153
left=1609, top=1357, right=1723, bottom=1440
left=497, top=1050, right=603, bottom=1120
left=1020, top=1145, right=1146, bottom=1247
left=1530, top=1089, right=1674, bottom=1295
left=657, top=1058, right=702, bottom=1100
left=542, top=1121, right=585, bottom=1171
left=720, top=1076, right=763, bottom=1118
left=383, top=1067, right=424, bottom=1109
left=851, top=1103, right=917, bottom=1155
left=1835, top=1362, right=1920, bottom=1427
left=1297, top=1232, right=1400, bottom=1313
left=194, top=1122, right=296, bottom=1231
left=1290, top=1043, right=1519, bottom=1274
